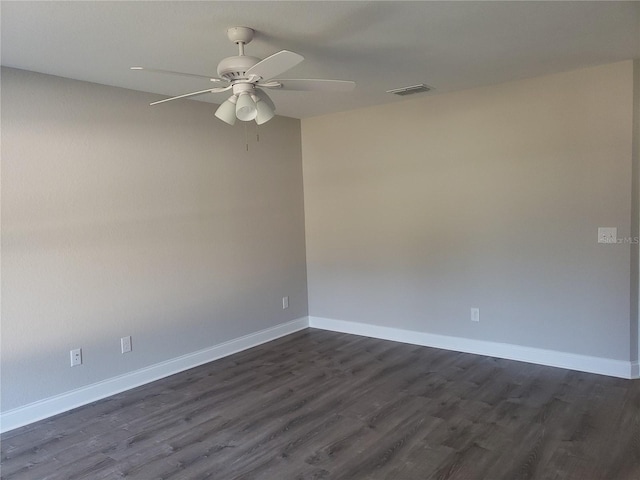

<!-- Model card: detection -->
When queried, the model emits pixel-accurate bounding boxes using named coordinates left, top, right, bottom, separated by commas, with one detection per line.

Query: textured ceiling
left=2, top=1, right=639, bottom=119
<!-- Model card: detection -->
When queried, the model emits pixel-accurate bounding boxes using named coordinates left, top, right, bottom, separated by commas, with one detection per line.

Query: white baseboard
left=4, top=315, right=637, bottom=433
left=309, top=316, right=638, bottom=380
left=0, top=317, right=309, bottom=434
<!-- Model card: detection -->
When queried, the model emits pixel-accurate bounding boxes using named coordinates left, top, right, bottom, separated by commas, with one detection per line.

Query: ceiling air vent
left=386, top=84, right=432, bottom=96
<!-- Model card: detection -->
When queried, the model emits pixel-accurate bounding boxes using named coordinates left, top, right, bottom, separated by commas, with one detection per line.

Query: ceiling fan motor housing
left=217, top=55, right=261, bottom=81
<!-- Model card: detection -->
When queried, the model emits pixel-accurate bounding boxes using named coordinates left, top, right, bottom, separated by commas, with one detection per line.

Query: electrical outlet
left=282, top=296, right=289, bottom=309
left=70, top=348, right=82, bottom=367
left=121, top=336, right=132, bottom=354
left=471, top=308, right=480, bottom=323
left=597, top=227, right=617, bottom=244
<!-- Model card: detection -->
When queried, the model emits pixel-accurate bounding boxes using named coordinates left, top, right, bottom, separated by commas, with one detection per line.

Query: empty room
left=1, top=1, right=639, bottom=479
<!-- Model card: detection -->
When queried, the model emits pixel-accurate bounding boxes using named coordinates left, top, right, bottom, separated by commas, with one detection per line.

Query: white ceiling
left=2, top=1, right=639, bottom=119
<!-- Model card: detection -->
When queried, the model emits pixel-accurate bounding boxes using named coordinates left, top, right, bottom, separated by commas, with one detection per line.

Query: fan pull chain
left=244, top=123, right=249, bottom=152
left=256, top=124, right=260, bottom=143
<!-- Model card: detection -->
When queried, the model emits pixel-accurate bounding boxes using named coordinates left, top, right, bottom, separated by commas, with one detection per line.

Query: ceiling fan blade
left=267, top=79, right=356, bottom=92
left=150, top=88, right=219, bottom=106
left=131, top=66, right=225, bottom=83
left=245, top=50, right=304, bottom=81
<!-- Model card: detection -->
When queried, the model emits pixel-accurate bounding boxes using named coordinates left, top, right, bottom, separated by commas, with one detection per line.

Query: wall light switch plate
left=282, top=296, right=289, bottom=309
left=597, top=227, right=617, bottom=244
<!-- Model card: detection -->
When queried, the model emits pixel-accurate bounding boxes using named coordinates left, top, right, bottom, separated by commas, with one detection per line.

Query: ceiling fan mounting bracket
left=227, top=27, right=254, bottom=45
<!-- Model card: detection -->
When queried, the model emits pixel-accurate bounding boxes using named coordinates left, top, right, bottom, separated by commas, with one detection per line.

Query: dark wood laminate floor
left=2, top=329, right=639, bottom=480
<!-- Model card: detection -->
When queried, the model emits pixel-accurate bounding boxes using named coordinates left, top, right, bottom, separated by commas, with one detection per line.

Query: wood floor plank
left=2, top=328, right=639, bottom=479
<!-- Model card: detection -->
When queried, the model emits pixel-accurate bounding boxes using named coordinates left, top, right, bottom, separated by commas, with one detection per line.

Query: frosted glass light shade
left=254, top=97, right=275, bottom=125
left=215, top=96, right=237, bottom=125
left=235, top=93, right=257, bottom=121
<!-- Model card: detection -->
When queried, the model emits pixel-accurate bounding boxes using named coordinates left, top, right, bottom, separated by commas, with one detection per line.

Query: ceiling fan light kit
left=131, top=26, right=355, bottom=125
left=214, top=95, right=237, bottom=125
left=235, top=92, right=257, bottom=121
left=253, top=96, right=275, bottom=125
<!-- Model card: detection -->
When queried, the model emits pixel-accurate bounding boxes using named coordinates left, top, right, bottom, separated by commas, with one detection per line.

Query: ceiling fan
left=131, top=26, right=356, bottom=125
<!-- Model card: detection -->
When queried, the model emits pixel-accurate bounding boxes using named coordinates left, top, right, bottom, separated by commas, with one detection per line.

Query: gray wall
left=2, top=59, right=637, bottom=414
left=1, top=68, right=308, bottom=411
left=302, top=61, right=635, bottom=362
